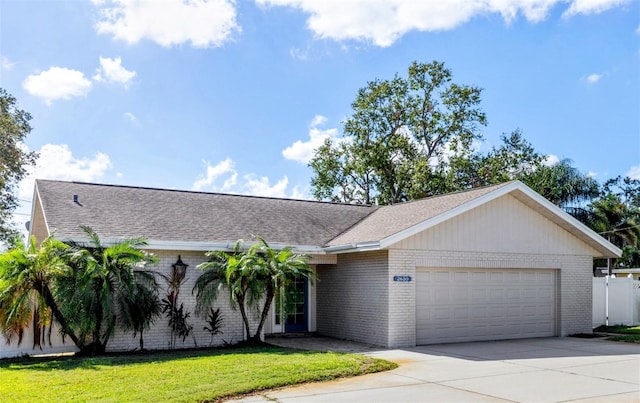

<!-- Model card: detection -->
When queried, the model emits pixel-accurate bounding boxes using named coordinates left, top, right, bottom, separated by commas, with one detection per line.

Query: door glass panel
left=285, top=277, right=307, bottom=331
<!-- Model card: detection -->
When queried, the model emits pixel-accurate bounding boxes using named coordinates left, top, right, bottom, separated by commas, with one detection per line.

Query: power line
left=597, top=223, right=640, bottom=235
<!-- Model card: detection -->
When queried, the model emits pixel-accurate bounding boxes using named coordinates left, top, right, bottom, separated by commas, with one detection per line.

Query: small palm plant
left=203, top=307, right=224, bottom=347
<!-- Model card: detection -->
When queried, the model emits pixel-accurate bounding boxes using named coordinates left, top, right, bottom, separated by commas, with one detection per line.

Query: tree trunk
left=254, top=287, right=274, bottom=340
left=236, top=294, right=252, bottom=341
left=38, top=283, right=81, bottom=348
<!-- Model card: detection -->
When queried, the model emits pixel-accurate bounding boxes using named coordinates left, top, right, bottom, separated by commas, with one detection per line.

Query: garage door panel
left=416, top=268, right=557, bottom=344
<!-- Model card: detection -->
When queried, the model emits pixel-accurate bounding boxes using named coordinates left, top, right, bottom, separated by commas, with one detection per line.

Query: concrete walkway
left=230, top=336, right=640, bottom=403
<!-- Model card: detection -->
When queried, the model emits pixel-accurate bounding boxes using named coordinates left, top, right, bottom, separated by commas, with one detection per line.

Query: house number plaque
left=393, top=275, right=412, bottom=282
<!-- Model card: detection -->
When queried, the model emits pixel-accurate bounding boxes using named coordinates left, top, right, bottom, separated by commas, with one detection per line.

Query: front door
left=284, top=277, right=308, bottom=332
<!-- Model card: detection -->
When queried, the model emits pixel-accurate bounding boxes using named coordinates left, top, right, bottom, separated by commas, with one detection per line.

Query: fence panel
left=593, top=277, right=640, bottom=327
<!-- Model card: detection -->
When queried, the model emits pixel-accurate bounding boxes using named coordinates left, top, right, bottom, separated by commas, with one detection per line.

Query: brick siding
left=316, top=251, right=389, bottom=346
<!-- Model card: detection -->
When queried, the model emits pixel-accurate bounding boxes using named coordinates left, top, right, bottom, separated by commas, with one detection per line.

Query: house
left=27, top=179, right=620, bottom=350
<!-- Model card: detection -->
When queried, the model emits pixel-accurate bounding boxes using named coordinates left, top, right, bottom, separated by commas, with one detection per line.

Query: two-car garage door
left=416, top=268, right=557, bottom=345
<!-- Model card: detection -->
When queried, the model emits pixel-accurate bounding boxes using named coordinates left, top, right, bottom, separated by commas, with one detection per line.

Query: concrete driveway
left=232, top=337, right=640, bottom=403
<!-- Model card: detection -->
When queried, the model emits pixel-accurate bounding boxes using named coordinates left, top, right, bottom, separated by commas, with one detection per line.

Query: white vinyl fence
left=593, top=277, right=640, bottom=327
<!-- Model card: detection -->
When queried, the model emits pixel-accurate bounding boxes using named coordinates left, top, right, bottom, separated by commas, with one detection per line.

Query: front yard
left=0, top=346, right=396, bottom=402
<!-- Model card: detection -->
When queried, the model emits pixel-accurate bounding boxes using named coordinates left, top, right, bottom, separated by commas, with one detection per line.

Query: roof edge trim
left=50, top=236, right=327, bottom=253
left=324, top=241, right=381, bottom=254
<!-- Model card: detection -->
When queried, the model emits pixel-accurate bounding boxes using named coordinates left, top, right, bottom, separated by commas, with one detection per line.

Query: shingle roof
left=34, top=180, right=376, bottom=246
left=327, top=182, right=511, bottom=246
left=33, top=179, right=619, bottom=258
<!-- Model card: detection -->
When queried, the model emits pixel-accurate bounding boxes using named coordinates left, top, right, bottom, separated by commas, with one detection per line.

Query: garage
left=416, top=268, right=557, bottom=345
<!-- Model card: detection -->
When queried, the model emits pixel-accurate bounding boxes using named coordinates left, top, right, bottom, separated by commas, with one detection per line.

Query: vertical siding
left=316, top=251, right=389, bottom=346
left=395, top=195, right=599, bottom=256
left=30, top=194, right=49, bottom=244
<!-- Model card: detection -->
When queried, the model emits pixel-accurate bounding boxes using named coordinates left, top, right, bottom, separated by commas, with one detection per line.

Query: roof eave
left=50, top=236, right=328, bottom=254
left=323, top=241, right=381, bottom=254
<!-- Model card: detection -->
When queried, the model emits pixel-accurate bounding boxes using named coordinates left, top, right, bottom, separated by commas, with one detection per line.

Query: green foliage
left=0, top=89, right=38, bottom=243
left=57, top=226, right=159, bottom=355
left=161, top=298, right=195, bottom=347
left=195, top=238, right=313, bottom=342
left=0, top=347, right=397, bottom=402
left=309, top=61, right=547, bottom=204
left=203, top=307, right=224, bottom=346
left=119, top=271, right=162, bottom=350
left=0, top=236, right=76, bottom=348
left=160, top=256, right=195, bottom=349
left=522, top=158, right=600, bottom=207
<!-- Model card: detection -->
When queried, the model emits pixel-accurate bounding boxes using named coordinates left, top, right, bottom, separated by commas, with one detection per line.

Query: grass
left=594, top=325, right=640, bottom=343
left=0, top=345, right=396, bottom=402
left=0, top=346, right=397, bottom=402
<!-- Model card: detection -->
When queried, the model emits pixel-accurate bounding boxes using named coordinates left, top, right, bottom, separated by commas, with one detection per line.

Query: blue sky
left=1, top=0, right=639, bottom=231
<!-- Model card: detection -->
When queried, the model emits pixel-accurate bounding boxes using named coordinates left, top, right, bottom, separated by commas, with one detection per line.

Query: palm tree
left=523, top=158, right=600, bottom=207
left=251, top=238, right=313, bottom=340
left=194, top=238, right=312, bottom=343
left=118, top=270, right=161, bottom=350
left=0, top=236, right=80, bottom=349
left=590, top=194, right=639, bottom=249
left=60, top=226, right=158, bottom=355
left=194, top=240, right=260, bottom=341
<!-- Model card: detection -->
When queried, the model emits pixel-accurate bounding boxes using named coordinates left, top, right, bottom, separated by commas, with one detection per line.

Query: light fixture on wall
left=172, top=255, right=189, bottom=279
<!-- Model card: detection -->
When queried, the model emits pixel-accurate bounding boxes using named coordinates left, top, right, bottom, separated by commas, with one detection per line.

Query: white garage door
left=416, top=268, right=557, bottom=345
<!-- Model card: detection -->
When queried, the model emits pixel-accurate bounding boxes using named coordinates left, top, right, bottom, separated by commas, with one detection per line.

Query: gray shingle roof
left=35, top=180, right=377, bottom=246
left=327, top=182, right=511, bottom=246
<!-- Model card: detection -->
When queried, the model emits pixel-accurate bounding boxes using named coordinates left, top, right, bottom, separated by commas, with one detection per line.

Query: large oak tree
left=0, top=89, right=38, bottom=243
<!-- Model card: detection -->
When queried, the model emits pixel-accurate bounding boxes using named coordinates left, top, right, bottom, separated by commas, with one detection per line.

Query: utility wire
left=597, top=223, right=640, bottom=235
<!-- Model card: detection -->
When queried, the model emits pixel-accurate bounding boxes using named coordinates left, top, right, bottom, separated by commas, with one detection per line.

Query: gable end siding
left=393, top=194, right=599, bottom=256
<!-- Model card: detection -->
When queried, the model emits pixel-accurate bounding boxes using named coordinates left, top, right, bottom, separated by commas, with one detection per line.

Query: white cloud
left=256, top=0, right=631, bottom=47
left=309, top=114, right=327, bottom=127
left=543, top=154, right=560, bottom=166
left=192, top=158, right=307, bottom=198
left=18, top=144, right=112, bottom=201
left=282, top=127, right=341, bottom=164
left=123, top=112, right=138, bottom=123
left=626, top=165, right=640, bottom=180
left=23, top=67, right=92, bottom=105
left=563, top=0, right=630, bottom=17
left=93, top=56, right=137, bottom=88
left=282, top=115, right=342, bottom=164
left=243, top=174, right=290, bottom=198
left=192, top=158, right=236, bottom=191
left=586, top=73, right=602, bottom=83
left=94, top=0, right=240, bottom=48
left=1, top=56, right=15, bottom=71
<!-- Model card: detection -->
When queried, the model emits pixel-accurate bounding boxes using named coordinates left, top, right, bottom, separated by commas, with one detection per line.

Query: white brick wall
left=107, top=250, right=250, bottom=352
left=316, top=251, right=390, bottom=346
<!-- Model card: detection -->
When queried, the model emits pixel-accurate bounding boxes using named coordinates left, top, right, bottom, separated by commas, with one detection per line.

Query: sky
left=0, top=0, right=639, bottom=234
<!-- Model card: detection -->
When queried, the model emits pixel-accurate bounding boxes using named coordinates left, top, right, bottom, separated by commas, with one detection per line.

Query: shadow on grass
left=0, top=344, right=323, bottom=372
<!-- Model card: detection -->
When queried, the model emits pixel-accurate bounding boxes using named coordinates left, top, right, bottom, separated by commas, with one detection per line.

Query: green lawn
left=0, top=346, right=397, bottom=402
left=594, top=325, right=640, bottom=343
